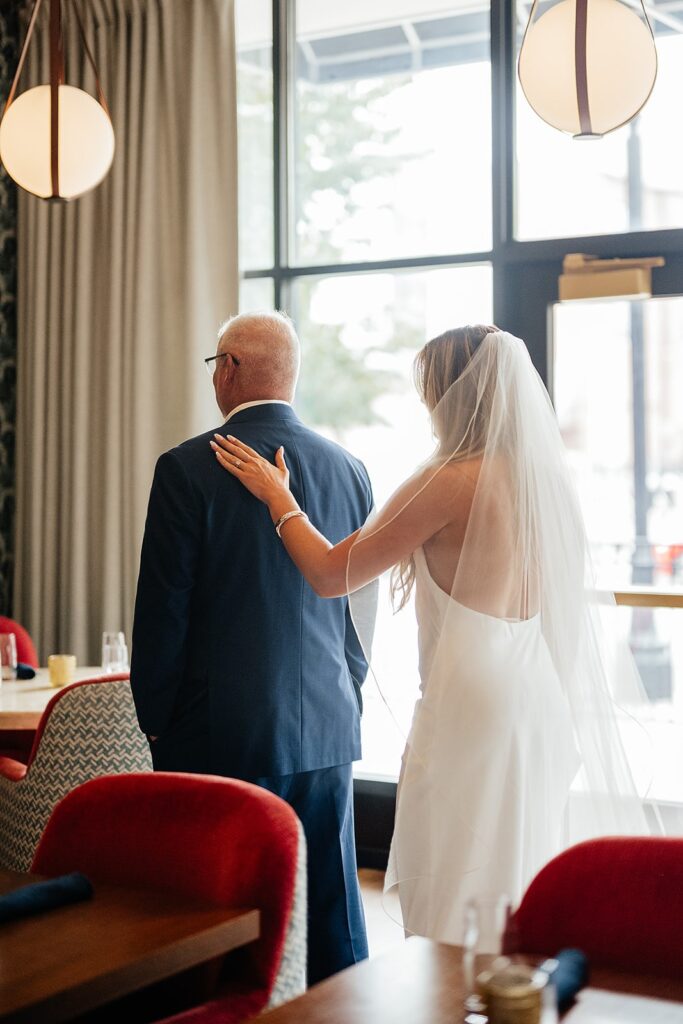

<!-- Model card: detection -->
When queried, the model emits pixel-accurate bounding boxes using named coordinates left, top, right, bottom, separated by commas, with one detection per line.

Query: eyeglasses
left=204, top=352, right=240, bottom=377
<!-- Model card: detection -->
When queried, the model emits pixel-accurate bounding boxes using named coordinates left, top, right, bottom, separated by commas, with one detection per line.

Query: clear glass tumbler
left=101, top=631, right=129, bottom=673
left=0, top=633, right=18, bottom=682
left=462, top=895, right=513, bottom=1016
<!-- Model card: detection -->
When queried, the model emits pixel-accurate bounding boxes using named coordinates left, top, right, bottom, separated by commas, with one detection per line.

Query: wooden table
left=255, top=938, right=683, bottom=1023
left=0, top=867, right=260, bottom=1024
left=0, top=668, right=115, bottom=729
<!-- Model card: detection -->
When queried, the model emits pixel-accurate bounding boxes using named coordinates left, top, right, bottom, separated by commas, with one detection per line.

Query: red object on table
left=0, top=615, right=39, bottom=666
left=509, top=836, right=683, bottom=979
left=0, top=617, right=40, bottom=763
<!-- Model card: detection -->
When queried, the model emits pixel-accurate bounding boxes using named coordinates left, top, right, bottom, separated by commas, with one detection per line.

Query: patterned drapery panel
left=0, top=6, right=19, bottom=615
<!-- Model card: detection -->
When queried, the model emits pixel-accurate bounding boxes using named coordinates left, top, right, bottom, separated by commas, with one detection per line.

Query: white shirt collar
left=224, top=399, right=291, bottom=423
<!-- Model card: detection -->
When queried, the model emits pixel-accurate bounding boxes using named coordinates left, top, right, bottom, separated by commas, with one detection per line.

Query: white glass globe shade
left=0, top=84, right=115, bottom=199
left=518, top=0, right=657, bottom=137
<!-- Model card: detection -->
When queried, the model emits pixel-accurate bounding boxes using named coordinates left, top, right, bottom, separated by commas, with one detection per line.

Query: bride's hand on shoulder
left=210, top=434, right=291, bottom=508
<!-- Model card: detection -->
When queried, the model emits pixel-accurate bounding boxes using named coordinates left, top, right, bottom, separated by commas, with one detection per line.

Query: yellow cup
left=48, top=654, right=77, bottom=688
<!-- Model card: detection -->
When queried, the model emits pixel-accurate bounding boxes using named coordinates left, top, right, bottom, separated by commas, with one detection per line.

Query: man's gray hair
left=217, top=310, right=300, bottom=397
left=217, top=309, right=297, bottom=343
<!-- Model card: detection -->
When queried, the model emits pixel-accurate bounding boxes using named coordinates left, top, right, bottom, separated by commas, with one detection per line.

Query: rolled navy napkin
left=540, top=948, right=589, bottom=1013
left=0, top=872, right=93, bottom=924
left=16, top=663, right=36, bottom=680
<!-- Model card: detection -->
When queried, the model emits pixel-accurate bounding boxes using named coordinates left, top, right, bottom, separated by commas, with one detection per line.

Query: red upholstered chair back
left=0, top=616, right=38, bottom=667
left=33, top=773, right=305, bottom=1018
left=510, top=837, right=683, bottom=979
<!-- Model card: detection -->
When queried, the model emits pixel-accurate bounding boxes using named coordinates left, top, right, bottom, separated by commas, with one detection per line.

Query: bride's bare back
left=421, top=455, right=538, bottom=621
left=421, top=457, right=481, bottom=596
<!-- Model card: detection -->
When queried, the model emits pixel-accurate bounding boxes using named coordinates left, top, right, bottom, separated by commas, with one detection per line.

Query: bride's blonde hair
left=390, top=323, right=499, bottom=610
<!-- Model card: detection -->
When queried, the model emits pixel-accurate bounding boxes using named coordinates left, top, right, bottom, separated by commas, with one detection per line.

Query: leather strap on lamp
left=49, top=0, right=62, bottom=198
left=0, top=0, right=115, bottom=201
left=574, top=0, right=593, bottom=138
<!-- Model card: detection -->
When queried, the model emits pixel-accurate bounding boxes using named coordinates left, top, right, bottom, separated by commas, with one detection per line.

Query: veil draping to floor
left=348, top=331, right=659, bottom=943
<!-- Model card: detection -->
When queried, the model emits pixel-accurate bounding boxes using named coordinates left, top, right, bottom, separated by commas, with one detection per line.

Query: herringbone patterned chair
left=0, top=676, right=152, bottom=871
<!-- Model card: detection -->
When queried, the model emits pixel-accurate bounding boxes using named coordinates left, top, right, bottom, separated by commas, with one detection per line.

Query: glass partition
left=553, top=295, right=683, bottom=802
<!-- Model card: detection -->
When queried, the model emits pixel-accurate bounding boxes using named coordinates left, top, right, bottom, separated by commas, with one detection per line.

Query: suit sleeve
left=343, top=463, right=378, bottom=711
left=130, top=451, right=201, bottom=736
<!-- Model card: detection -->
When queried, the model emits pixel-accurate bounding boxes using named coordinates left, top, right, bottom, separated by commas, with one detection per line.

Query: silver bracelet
left=274, top=509, right=308, bottom=538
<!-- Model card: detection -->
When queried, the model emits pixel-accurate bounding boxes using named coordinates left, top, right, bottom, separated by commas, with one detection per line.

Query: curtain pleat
left=14, top=0, right=238, bottom=663
left=0, top=7, right=20, bottom=616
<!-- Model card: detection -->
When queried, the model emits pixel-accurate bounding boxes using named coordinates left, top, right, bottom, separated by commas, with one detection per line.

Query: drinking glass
left=48, top=654, right=77, bottom=687
left=101, top=631, right=129, bottom=673
left=462, top=895, right=513, bottom=1015
left=0, top=633, right=17, bottom=682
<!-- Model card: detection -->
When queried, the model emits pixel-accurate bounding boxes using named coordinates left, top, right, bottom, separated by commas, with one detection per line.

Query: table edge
left=1, top=908, right=260, bottom=1024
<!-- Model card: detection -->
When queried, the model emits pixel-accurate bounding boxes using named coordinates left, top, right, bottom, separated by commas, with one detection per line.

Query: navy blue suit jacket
left=130, top=403, right=374, bottom=778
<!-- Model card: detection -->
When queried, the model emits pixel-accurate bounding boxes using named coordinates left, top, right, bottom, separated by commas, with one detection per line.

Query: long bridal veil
left=348, top=330, right=658, bottom=936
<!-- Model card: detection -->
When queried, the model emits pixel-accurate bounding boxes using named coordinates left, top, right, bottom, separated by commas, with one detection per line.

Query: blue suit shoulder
left=293, top=428, right=373, bottom=504
left=153, top=425, right=225, bottom=479
left=161, top=419, right=370, bottom=486
left=166, top=425, right=224, bottom=460
left=299, top=427, right=367, bottom=470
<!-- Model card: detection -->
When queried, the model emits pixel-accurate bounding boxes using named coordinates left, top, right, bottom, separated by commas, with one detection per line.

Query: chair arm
left=0, top=757, right=29, bottom=782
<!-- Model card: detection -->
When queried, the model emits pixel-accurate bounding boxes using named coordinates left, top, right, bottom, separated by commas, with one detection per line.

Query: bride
left=211, top=324, right=651, bottom=943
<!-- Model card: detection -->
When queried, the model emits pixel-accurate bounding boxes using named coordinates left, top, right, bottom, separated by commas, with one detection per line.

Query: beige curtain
left=14, top=0, right=238, bottom=664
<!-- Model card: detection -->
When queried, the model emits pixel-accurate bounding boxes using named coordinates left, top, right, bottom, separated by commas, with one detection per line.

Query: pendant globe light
left=518, top=0, right=657, bottom=139
left=0, top=0, right=115, bottom=200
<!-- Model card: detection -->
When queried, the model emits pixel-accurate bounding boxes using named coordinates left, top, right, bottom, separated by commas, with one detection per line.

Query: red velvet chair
left=32, top=773, right=307, bottom=1022
left=0, top=617, right=40, bottom=762
left=510, top=837, right=683, bottom=979
left=0, top=615, right=39, bottom=666
left=0, top=675, right=151, bottom=871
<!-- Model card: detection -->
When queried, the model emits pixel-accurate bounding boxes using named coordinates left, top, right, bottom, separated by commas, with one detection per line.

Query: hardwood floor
left=359, top=868, right=405, bottom=957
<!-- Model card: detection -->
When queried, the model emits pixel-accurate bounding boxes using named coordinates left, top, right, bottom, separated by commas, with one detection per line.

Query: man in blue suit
left=130, top=311, right=375, bottom=984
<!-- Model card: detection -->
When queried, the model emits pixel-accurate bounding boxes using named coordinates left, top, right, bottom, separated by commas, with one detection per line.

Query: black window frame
left=243, top=0, right=683, bottom=378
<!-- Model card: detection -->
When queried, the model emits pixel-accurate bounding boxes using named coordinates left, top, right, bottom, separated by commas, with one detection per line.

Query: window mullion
left=272, top=0, right=295, bottom=305
left=492, top=0, right=515, bottom=331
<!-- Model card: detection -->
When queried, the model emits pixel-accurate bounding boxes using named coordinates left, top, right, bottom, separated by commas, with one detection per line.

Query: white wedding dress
left=385, top=546, right=579, bottom=943
left=350, top=331, right=653, bottom=947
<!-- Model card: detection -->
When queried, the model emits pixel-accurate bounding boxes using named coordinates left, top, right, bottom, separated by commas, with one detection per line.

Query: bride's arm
left=211, top=433, right=468, bottom=597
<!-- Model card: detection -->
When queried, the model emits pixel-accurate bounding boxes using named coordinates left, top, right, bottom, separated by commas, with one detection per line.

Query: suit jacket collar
left=225, top=402, right=301, bottom=428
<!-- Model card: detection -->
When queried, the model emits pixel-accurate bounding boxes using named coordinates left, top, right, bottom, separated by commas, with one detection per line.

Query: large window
left=236, top=0, right=274, bottom=272
left=235, top=0, right=683, bottom=790
left=236, top=2, right=493, bottom=778
left=294, top=1, right=491, bottom=264
left=290, top=265, right=492, bottom=482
